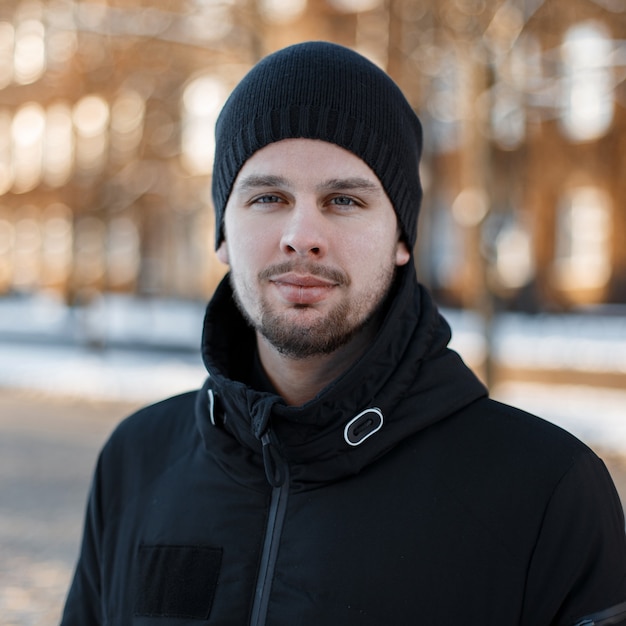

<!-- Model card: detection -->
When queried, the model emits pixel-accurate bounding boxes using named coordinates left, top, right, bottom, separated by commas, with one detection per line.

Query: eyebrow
left=234, top=174, right=380, bottom=194
left=316, top=177, right=380, bottom=193
left=235, top=175, right=289, bottom=192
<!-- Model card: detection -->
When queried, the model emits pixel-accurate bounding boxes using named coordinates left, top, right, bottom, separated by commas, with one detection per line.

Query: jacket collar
left=198, top=264, right=487, bottom=490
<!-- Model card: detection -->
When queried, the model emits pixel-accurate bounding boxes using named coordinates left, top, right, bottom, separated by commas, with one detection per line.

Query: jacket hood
left=198, top=263, right=487, bottom=490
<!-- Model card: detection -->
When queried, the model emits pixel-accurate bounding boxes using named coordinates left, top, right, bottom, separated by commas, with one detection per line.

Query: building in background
left=0, top=0, right=624, bottom=313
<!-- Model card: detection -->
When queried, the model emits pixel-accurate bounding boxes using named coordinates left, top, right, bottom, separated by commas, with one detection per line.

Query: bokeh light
left=181, top=75, right=227, bottom=175
left=561, top=21, right=614, bottom=142
left=258, top=0, right=307, bottom=23
left=44, top=103, right=74, bottom=187
left=73, top=95, right=110, bottom=175
left=14, top=18, right=46, bottom=85
left=11, top=103, right=46, bottom=193
left=553, top=186, right=612, bottom=290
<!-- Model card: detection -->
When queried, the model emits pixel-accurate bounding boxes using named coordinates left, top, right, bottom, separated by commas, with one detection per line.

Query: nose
left=279, top=203, right=328, bottom=258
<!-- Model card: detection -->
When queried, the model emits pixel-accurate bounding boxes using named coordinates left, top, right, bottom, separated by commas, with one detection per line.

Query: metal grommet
left=344, top=408, right=383, bottom=446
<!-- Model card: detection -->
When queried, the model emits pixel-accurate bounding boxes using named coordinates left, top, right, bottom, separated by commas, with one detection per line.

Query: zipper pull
left=249, top=396, right=287, bottom=487
left=261, top=431, right=286, bottom=488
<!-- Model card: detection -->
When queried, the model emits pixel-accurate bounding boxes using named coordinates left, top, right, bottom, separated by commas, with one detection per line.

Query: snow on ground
left=0, top=342, right=205, bottom=403
left=493, top=382, right=626, bottom=455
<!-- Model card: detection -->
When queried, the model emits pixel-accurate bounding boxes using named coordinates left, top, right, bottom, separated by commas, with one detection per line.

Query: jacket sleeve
left=521, top=451, right=626, bottom=626
left=60, top=453, right=106, bottom=626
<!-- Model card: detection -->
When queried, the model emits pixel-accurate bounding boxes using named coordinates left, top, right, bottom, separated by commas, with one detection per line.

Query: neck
left=256, top=323, right=377, bottom=406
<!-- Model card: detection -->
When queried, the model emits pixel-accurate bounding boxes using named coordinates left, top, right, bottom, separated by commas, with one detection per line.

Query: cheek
left=346, top=227, right=398, bottom=265
left=226, top=214, right=278, bottom=259
left=227, top=233, right=271, bottom=278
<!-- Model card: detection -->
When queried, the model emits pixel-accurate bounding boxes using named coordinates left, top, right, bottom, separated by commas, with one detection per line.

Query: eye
left=332, top=196, right=354, bottom=205
left=329, top=195, right=362, bottom=208
left=252, top=194, right=283, bottom=204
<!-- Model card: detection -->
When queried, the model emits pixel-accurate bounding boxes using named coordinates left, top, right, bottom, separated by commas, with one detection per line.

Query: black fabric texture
left=572, top=599, right=626, bottom=625
left=60, top=263, right=626, bottom=624
left=134, top=544, right=222, bottom=619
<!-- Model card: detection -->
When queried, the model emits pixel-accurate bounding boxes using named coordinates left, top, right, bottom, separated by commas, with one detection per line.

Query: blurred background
left=0, top=0, right=625, bottom=310
left=0, top=0, right=625, bottom=623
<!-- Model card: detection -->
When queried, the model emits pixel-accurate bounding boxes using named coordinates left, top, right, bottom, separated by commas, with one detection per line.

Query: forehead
left=233, top=138, right=382, bottom=188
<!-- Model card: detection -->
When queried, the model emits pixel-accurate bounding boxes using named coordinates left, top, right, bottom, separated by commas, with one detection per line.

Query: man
left=61, top=42, right=626, bottom=626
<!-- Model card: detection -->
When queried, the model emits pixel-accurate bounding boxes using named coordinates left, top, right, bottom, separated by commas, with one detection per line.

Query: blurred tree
left=0, top=0, right=623, bottom=315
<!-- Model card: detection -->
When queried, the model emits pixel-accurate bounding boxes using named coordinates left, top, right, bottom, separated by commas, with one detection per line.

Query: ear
left=395, top=239, right=411, bottom=267
left=216, top=240, right=230, bottom=265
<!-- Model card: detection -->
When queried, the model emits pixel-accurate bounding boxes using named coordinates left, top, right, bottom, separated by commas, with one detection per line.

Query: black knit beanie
left=212, top=41, right=423, bottom=250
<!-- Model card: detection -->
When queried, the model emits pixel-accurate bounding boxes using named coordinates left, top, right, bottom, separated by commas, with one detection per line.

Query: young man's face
left=217, top=138, right=411, bottom=359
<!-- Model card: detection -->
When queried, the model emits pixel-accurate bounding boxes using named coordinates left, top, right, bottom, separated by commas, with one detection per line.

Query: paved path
left=0, top=391, right=141, bottom=626
left=1, top=389, right=625, bottom=626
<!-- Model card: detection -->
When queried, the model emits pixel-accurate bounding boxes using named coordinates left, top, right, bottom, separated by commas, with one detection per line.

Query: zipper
left=249, top=432, right=290, bottom=626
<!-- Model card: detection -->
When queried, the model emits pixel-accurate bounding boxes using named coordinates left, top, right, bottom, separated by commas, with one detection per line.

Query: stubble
left=230, top=258, right=398, bottom=360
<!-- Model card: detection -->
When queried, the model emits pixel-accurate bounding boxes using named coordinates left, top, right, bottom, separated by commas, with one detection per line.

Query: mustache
left=259, top=262, right=349, bottom=286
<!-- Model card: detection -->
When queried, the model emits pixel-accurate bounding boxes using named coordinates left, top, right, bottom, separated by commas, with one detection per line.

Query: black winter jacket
left=62, top=266, right=626, bottom=625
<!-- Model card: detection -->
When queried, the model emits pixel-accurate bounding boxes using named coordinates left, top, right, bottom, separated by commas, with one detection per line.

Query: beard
left=230, top=259, right=398, bottom=360
left=258, top=296, right=366, bottom=358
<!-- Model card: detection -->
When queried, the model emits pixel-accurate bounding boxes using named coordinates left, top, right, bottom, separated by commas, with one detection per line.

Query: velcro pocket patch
left=134, top=544, right=222, bottom=619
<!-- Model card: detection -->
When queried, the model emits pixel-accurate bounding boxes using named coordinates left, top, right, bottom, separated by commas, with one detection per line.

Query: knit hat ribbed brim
left=212, top=41, right=423, bottom=250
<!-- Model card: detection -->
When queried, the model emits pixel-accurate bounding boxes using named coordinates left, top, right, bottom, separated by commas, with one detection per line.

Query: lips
left=270, top=272, right=338, bottom=305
